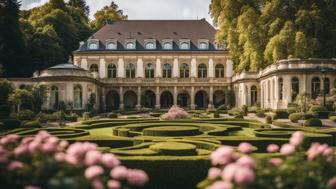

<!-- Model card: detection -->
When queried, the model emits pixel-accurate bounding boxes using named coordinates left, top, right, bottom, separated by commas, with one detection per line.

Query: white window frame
left=179, top=39, right=190, bottom=50
left=144, top=39, right=156, bottom=50
left=162, top=39, right=173, bottom=50
left=106, top=39, right=117, bottom=50
left=198, top=39, right=209, bottom=50
left=87, top=39, right=99, bottom=50
left=125, top=39, right=136, bottom=50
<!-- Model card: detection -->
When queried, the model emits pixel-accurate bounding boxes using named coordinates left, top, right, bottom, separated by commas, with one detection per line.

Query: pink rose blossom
left=14, top=145, right=29, bottom=156
left=208, top=167, right=222, bottom=179
left=101, top=154, right=120, bottom=168
left=28, top=141, right=41, bottom=155
left=22, top=137, right=34, bottom=144
left=289, top=131, right=305, bottom=146
left=110, top=166, right=128, bottom=180
left=1, top=134, right=20, bottom=145
left=59, top=140, right=69, bottom=149
left=126, top=169, right=149, bottom=187
left=236, top=156, right=256, bottom=168
left=238, top=143, right=253, bottom=154
left=107, top=180, right=121, bottom=189
left=234, top=167, right=255, bottom=185
left=91, top=179, right=104, bottom=189
left=268, top=158, right=283, bottom=167
left=280, top=144, right=295, bottom=156
left=327, top=177, right=336, bottom=189
left=8, top=161, right=24, bottom=171
left=65, top=154, right=81, bottom=165
left=211, top=146, right=235, bottom=165
left=42, top=142, right=57, bottom=153
left=206, top=181, right=232, bottom=189
left=267, top=144, right=279, bottom=153
left=24, top=186, right=41, bottom=189
left=54, top=152, right=66, bottom=162
left=85, top=165, right=104, bottom=180
left=82, top=142, right=98, bottom=152
left=85, top=150, right=102, bottom=166
left=221, top=163, right=238, bottom=182
left=67, top=142, right=85, bottom=157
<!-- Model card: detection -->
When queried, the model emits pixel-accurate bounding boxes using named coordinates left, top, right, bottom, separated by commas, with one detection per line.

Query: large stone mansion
left=9, top=20, right=336, bottom=111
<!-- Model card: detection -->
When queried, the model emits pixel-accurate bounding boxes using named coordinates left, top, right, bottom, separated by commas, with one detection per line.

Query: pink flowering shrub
left=198, top=131, right=336, bottom=189
left=161, top=105, right=189, bottom=120
left=0, top=131, right=148, bottom=189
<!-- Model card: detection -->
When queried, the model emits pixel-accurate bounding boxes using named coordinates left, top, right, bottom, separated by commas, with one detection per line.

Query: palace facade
left=8, top=20, right=336, bottom=111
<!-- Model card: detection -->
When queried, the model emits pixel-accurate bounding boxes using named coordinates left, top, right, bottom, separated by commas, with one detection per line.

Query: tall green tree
left=91, top=1, right=128, bottom=31
left=68, top=0, right=89, bottom=18
left=0, top=0, right=26, bottom=77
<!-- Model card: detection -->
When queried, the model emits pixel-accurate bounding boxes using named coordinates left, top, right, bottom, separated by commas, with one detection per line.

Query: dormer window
left=162, top=39, right=173, bottom=50
left=215, top=41, right=228, bottom=50
left=106, top=39, right=117, bottom=50
left=125, top=39, right=136, bottom=50
left=88, top=39, right=99, bottom=50
left=198, top=39, right=209, bottom=50
left=179, top=39, right=190, bottom=50
left=145, top=39, right=156, bottom=50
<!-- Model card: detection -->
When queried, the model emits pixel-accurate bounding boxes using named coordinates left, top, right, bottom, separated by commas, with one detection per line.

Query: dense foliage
left=210, top=0, right=336, bottom=72
left=0, top=0, right=127, bottom=77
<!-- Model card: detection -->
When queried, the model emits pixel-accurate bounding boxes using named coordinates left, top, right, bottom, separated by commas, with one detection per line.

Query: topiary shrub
left=312, top=111, right=330, bottom=119
left=107, top=112, right=118, bottom=118
left=289, top=113, right=303, bottom=123
left=256, top=110, right=265, bottom=118
left=213, top=112, right=220, bottom=118
left=309, top=105, right=327, bottom=112
left=65, top=113, right=79, bottom=122
left=329, top=116, right=336, bottom=122
left=22, top=120, right=41, bottom=128
left=10, top=110, right=35, bottom=120
left=302, top=113, right=314, bottom=120
left=3, top=119, right=21, bottom=129
left=228, top=107, right=242, bottom=116
left=241, top=105, right=248, bottom=116
left=304, top=118, right=323, bottom=127
left=82, top=112, right=90, bottom=120
left=234, top=113, right=244, bottom=119
left=287, top=107, right=297, bottom=114
left=265, top=115, right=272, bottom=124
left=274, top=109, right=289, bottom=119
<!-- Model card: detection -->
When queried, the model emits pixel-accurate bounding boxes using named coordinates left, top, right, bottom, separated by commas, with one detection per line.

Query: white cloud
left=21, top=0, right=213, bottom=24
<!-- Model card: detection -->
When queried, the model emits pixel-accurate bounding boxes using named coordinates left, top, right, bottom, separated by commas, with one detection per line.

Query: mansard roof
left=76, top=19, right=223, bottom=52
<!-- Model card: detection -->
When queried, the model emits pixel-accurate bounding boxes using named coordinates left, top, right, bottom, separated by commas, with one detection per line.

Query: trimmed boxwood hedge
left=304, top=118, right=323, bottom=127
left=274, top=109, right=289, bottom=119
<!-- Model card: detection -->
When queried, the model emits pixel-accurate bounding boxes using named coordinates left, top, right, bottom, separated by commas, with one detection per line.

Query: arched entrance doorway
left=106, top=90, right=120, bottom=111
left=213, top=90, right=225, bottom=108
left=195, top=90, right=209, bottom=109
left=124, top=91, right=137, bottom=109
left=141, top=90, right=156, bottom=108
left=177, top=92, right=190, bottom=108
left=160, top=91, right=173, bottom=109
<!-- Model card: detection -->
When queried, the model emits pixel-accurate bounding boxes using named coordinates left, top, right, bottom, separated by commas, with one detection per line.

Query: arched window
left=106, top=42, right=117, bottom=50
left=251, top=85, right=257, bottom=105
left=180, top=42, right=189, bottom=50
left=163, top=42, right=172, bottom=50
left=311, top=77, right=321, bottom=99
left=180, top=63, right=189, bottom=78
left=89, top=43, right=98, bottom=50
left=162, top=64, right=172, bottom=78
left=215, top=64, right=224, bottom=78
left=291, top=77, right=299, bottom=101
left=126, top=64, right=135, bottom=78
left=198, top=64, right=207, bottom=78
left=145, top=42, right=155, bottom=49
left=324, top=78, right=330, bottom=95
left=278, top=78, right=283, bottom=100
left=74, top=85, right=82, bottom=109
left=107, top=64, right=117, bottom=78
left=126, top=42, right=135, bottom=49
left=50, top=86, right=59, bottom=109
left=89, top=64, right=98, bottom=73
left=145, top=64, right=154, bottom=78
left=199, top=42, right=208, bottom=49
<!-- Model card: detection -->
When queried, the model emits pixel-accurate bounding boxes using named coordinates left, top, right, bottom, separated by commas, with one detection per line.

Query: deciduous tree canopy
left=210, top=0, right=336, bottom=73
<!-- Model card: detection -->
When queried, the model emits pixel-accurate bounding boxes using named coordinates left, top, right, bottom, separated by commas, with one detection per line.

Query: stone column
left=172, top=57, right=179, bottom=78
left=190, top=57, right=197, bottom=78
left=208, top=57, right=214, bottom=78
left=260, top=82, right=264, bottom=108
left=136, top=57, right=144, bottom=78
left=155, top=58, right=161, bottom=78
left=284, top=76, right=291, bottom=104
left=208, top=86, right=214, bottom=109
left=136, top=86, right=141, bottom=110
left=117, top=57, right=125, bottom=78
left=225, top=59, right=234, bottom=77
left=155, top=86, right=160, bottom=109
left=81, top=58, right=88, bottom=70
left=119, top=87, right=124, bottom=110
left=173, top=86, right=177, bottom=105
left=99, top=58, right=106, bottom=78
left=190, top=86, right=195, bottom=109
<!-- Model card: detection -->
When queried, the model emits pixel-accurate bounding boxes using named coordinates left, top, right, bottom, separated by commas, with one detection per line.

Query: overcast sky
left=21, top=0, right=213, bottom=24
